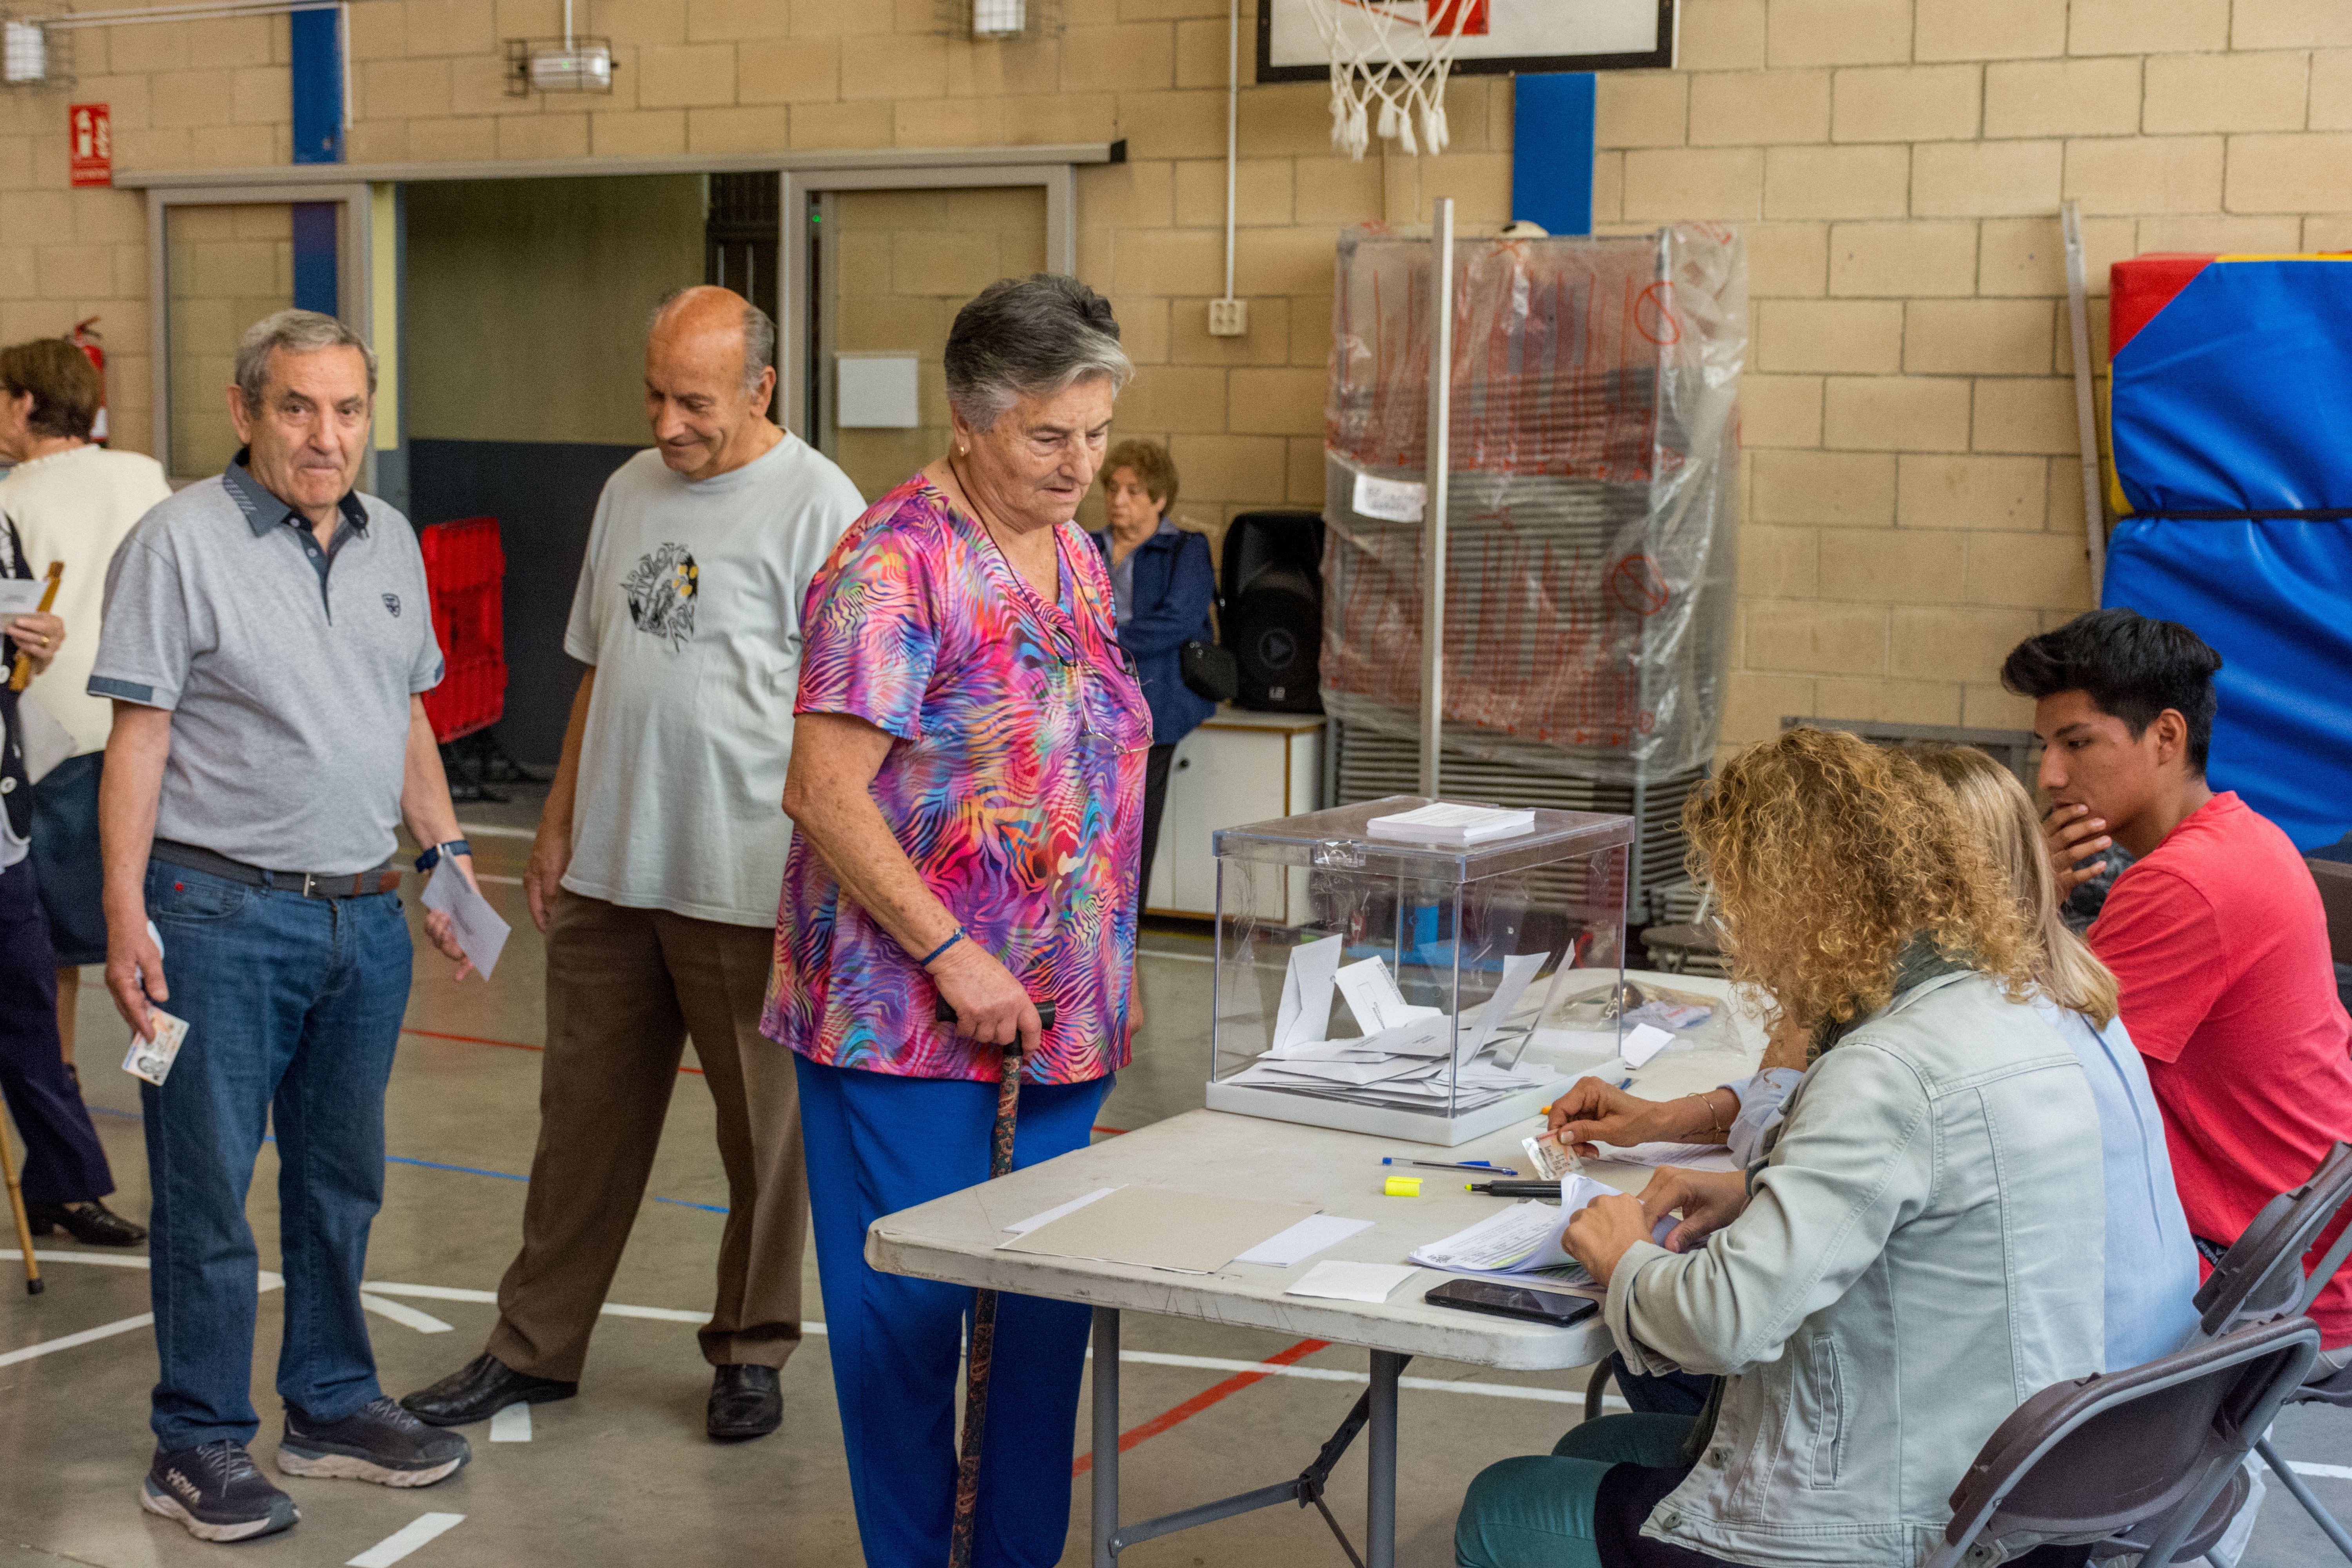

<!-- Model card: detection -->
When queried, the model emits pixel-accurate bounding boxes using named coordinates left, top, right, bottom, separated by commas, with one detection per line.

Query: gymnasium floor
left=2, top=789, right=2344, bottom=1568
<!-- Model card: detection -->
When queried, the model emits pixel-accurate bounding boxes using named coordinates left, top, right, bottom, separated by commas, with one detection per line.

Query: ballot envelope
left=1206, top=795, right=1635, bottom=1147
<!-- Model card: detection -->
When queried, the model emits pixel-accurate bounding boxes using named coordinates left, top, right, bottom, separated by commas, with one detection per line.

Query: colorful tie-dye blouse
left=761, top=474, right=1154, bottom=1085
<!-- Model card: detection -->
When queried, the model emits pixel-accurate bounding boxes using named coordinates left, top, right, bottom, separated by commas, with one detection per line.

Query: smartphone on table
left=1424, top=1279, right=1600, bottom=1327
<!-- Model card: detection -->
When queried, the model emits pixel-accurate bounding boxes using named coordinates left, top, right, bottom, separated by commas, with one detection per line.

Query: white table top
left=865, top=970, right=1764, bottom=1372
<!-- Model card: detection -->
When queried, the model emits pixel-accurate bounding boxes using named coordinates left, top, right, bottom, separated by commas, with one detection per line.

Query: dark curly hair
left=1999, top=608, right=2224, bottom=773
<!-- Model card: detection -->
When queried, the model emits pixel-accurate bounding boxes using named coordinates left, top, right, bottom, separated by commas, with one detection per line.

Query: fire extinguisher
left=69, top=317, right=105, bottom=445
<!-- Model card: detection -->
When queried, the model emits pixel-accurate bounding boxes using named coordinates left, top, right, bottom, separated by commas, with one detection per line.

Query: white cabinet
left=1146, top=710, right=1323, bottom=921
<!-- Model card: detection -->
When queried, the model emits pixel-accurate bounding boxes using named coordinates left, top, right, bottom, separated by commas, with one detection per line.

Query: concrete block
left=1914, top=0, right=2065, bottom=60
left=1682, top=0, right=1767, bottom=70
left=1077, top=158, right=1176, bottom=226
left=789, top=101, right=893, bottom=148
left=1596, top=72, right=1689, bottom=149
left=1621, top=148, right=1764, bottom=221
left=1167, top=431, right=1286, bottom=499
left=1814, top=675, right=1965, bottom=724
left=1120, top=88, right=1226, bottom=160
left=1175, top=158, right=1293, bottom=227
left=495, top=113, right=592, bottom=160
left=1746, top=221, right=1830, bottom=296
left=1984, top=58, right=2142, bottom=138
left=1060, top=23, right=1176, bottom=93
left=1690, top=69, right=1830, bottom=147
left=1973, top=378, right=2077, bottom=455
left=894, top=96, right=1004, bottom=146
left=2069, top=0, right=2230, bottom=54
left=738, top=38, right=843, bottom=103
left=1764, top=0, right=1912, bottom=67
left=407, top=116, right=497, bottom=161
left=2237, top=0, right=2352, bottom=47
left=1831, top=64, right=1982, bottom=143
left=637, top=42, right=740, bottom=108
left=1718, top=671, right=1820, bottom=747
left=1896, top=453, right=2049, bottom=531
left=2064, top=135, right=2224, bottom=215
left=1005, top=93, right=1119, bottom=144
left=1887, top=604, right=2040, bottom=678
left=688, top=0, right=797, bottom=40
left=1828, top=221, right=1980, bottom=298
left=1751, top=448, right=1897, bottom=524
left=2225, top=133, right=2352, bottom=213
left=1755, top=298, right=1902, bottom=374
left=688, top=104, right=790, bottom=152
left=590, top=109, right=690, bottom=156
left=1913, top=140, right=2063, bottom=217
left=1114, top=226, right=1223, bottom=295
left=1744, top=599, right=1889, bottom=675
left=2144, top=52, right=2308, bottom=133
left=1822, top=376, right=1972, bottom=452
left=1227, top=366, right=1324, bottom=434
left=1963, top=530, right=2094, bottom=609
left=1738, top=374, right=1824, bottom=447
left=1904, top=298, right=2055, bottom=375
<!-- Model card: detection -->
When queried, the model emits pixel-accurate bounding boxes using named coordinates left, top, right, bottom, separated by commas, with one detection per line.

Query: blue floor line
left=74, top=1103, right=732, bottom=1215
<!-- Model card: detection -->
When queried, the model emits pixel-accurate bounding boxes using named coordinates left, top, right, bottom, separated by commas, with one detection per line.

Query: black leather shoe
left=26, top=1199, right=147, bottom=1247
left=399, top=1353, right=576, bottom=1427
left=707, top=1364, right=781, bottom=1441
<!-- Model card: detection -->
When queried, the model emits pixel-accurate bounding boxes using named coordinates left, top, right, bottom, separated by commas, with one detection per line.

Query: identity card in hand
left=123, top=1008, right=189, bottom=1086
left=0, top=578, right=43, bottom=616
left=422, top=862, right=511, bottom=979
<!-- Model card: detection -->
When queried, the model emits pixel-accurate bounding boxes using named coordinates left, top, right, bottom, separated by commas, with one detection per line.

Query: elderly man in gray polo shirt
left=89, top=310, right=476, bottom=1544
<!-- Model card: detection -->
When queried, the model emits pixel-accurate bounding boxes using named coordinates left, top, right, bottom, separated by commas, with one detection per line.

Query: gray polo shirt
left=88, top=459, right=443, bottom=874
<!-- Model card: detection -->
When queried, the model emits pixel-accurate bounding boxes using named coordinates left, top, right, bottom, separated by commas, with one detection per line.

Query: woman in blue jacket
left=1089, top=440, right=1216, bottom=896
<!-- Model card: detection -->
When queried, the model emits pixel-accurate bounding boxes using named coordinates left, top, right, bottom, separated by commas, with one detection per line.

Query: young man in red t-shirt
left=2003, top=608, right=2352, bottom=1367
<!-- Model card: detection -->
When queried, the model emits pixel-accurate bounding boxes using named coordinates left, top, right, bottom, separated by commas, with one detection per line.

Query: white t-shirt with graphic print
left=561, top=434, right=866, bottom=926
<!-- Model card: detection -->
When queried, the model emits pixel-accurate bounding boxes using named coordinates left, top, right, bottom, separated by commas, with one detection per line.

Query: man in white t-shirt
left=0, top=337, right=171, bottom=1111
left=402, top=287, right=864, bottom=1443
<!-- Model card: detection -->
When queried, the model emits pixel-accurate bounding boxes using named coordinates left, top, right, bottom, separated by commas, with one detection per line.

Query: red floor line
left=1090, top=1125, right=1127, bottom=1136
left=400, top=1027, right=706, bottom=1076
left=1070, top=1337, right=1333, bottom=1477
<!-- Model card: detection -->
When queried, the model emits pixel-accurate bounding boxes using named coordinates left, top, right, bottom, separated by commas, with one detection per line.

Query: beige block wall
left=9, top=0, right=2352, bottom=758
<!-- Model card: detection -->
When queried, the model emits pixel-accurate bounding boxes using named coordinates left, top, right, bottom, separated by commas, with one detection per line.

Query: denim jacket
left=1604, top=969, right=2105, bottom=1566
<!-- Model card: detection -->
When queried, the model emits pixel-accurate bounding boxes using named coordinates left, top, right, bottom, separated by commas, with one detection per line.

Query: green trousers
left=1454, top=1413, right=1698, bottom=1568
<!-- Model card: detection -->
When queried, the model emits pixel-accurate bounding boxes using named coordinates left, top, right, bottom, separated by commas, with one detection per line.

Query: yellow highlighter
left=1383, top=1175, right=1422, bottom=1197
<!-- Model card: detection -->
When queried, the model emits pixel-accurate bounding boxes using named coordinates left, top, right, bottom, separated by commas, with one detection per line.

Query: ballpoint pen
left=1383, top=1157, right=1520, bottom=1176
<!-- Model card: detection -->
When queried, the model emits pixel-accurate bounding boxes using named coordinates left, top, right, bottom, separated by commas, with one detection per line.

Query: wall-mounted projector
left=504, top=36, right=615, bottom=95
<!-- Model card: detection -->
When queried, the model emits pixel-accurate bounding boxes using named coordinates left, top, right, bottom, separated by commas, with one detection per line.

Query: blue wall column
left=1512, top=73, right=1596, bottom=237
left=290, top=7, right=343, bottom=314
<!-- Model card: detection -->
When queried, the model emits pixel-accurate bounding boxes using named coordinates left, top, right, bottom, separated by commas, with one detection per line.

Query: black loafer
left=27, top=1198, right=147, bottom=1247
left=707, top=1364, right=781, bottom=1441
left=399, top=1353, right=576, bottom=1427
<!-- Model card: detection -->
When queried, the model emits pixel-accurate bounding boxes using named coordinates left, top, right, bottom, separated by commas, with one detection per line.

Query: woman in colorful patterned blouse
left=766, top=274, right=1151, bottom=1567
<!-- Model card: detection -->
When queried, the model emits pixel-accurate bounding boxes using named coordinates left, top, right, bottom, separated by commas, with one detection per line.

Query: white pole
left=1419, top=196, right=1454, bottom=800
left=1223, top=0, right=1237, bottom=302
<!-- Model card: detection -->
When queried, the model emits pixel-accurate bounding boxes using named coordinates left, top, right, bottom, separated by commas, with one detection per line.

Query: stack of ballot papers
left=1366, top=801, right=1539, bottom=844
left=1588, top=1140, right=1742, bottom=1173
left=1407, top=1174, right=1678, bottom=1296
left=1226, top=937, right=1566, bottom=1113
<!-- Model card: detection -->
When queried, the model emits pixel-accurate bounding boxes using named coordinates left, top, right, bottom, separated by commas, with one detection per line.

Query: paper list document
left=1407, top=1175, right=1675, bottom=1296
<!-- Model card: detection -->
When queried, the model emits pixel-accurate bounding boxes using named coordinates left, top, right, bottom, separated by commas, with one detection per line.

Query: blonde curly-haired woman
left=1455, top=728, right=2107, bottom=1568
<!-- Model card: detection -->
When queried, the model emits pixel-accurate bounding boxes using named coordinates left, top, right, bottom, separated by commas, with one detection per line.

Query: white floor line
left=472, top=873, right=523, bottom=886
left=1137, top=948, right=1214, bottom=965
left=346, top=1511, right=465, bottom=1567
left=0, top=1312, right=156, bottom=1368
left=454, top=822, right=536, bottom=839
left=488, top=1403, right=532, bottom=1443
left=17, top=1260, right=2347, bottom=1476
left=358, top=1293, right=455, bottom=1334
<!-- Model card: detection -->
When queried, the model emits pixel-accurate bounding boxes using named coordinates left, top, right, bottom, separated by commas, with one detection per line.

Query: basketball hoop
left=1309, top=0, right=1483, bottom=159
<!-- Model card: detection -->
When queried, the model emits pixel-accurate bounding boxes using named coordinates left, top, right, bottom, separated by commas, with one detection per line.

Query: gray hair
left=649, top=289, right=777, bottom=396
left=944, top=274, right=1131, bottom=431
left=235, top=309, right=376, bottom=411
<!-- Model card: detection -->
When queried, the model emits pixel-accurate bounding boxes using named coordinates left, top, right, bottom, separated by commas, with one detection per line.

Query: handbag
left=1180, top=637, right=1238, bottom=703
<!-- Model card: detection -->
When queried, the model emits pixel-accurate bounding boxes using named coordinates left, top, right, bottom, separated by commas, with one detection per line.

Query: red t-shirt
left=2089, top=792, right=2352, bottom=1344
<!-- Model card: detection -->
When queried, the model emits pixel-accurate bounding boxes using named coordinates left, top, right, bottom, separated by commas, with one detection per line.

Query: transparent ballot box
left=1206, top=797, right=1634, bottom=1147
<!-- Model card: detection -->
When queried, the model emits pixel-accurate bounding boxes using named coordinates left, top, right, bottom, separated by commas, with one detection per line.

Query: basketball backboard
left=1257, top=0, right=1676, bottom=82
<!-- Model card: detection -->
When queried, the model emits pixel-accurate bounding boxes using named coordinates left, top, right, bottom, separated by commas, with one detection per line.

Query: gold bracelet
left=1687, top=1092, right=1730, bottom=1140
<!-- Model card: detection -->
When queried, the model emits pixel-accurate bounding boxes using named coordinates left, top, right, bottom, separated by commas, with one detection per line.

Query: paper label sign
left=421, top=863, right=511, bottom=979
left=1352, top=472, right=1426, bottom=523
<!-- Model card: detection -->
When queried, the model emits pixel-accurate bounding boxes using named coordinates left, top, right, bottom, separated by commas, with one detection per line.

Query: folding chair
left=2190, top=1140, right=2352, bottom=1561
left=1927, top=1315, right=2323, bottom=1568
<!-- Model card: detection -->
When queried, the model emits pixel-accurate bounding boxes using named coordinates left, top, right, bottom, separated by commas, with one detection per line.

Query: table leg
left=1093, top=1306, right=1120, bottom=1568
left=1367, top=1349, right=1401, bottom=1568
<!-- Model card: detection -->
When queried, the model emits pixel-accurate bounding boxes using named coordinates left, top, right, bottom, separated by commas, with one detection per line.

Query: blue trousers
left=795, top=1053, right=1113, bottom=1568
left=0, top=857, right=113, bottom=1205
left=140, top=858, right=410, bottom=1450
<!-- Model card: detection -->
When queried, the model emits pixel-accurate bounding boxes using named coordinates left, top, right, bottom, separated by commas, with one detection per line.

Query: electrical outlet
left=1208, top=298, right=1249, bottom=337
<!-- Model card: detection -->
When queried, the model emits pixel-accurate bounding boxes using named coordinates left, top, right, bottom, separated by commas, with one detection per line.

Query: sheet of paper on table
left=1234, top=1212, right=1375, bottom=1267
left=1004, top=1187, right=1120, bottom=1235
left=1407, top=1176, right=1676, bottom=1296
left=1285, top=1260, right=1421, bottom=1303
left=1618, top=1022, right=1676, bottom=1069
left=998, top=1186, right=1320, bottom=1274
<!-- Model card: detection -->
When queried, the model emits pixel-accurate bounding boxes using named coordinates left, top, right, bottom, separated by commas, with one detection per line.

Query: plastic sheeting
left=2103, top=254, right=2352, bottom=850
left=1319, top=223, right=1744, bottom=785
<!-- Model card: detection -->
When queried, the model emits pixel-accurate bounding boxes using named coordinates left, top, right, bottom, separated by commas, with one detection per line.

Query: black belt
left=151, top=839, right=401, bottom=900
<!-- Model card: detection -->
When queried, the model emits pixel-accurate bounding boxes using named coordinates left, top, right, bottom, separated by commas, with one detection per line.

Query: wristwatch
left=413, top=838, right=472, bottom=872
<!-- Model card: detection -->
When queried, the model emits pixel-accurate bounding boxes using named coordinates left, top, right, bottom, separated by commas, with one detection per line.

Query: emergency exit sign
left=69, top=103, right=109, bottom=187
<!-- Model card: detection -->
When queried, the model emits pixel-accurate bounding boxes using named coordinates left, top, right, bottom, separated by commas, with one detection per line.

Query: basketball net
left=1310, top=0, right=1479, bottom=160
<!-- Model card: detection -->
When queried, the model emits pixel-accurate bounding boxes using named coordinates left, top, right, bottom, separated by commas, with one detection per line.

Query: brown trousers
left=485, top=889, right=807, bottom=1380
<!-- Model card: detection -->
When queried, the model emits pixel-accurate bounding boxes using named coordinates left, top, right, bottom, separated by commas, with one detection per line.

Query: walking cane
left=7, top=561, right=64, bottom=692
left=941, top=996, right=1055, bottom=1568
left=0, top=1109, right=43, bottom=1295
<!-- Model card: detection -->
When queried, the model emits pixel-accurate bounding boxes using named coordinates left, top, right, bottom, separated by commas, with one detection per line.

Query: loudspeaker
left=1220, top=510, right=1325, bottom=713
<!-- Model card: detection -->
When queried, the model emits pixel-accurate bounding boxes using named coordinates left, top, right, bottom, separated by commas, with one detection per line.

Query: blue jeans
left=795, top=1053, right=1113, bottom=1568
left=140, top=858, right=410, bottom=1450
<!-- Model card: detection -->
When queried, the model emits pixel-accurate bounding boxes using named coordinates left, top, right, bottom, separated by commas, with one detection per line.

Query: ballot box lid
left=1214, top=795, right=1634, bottom=886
